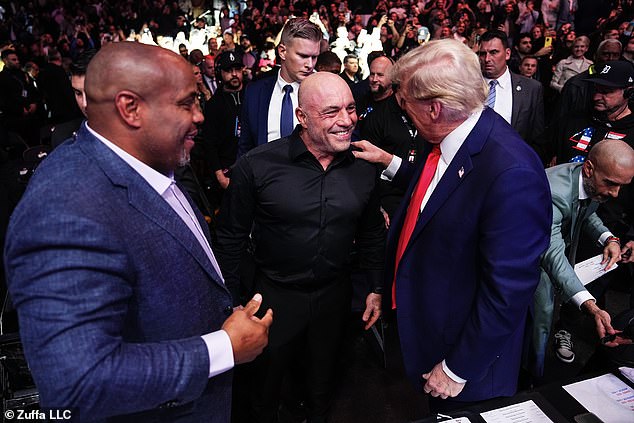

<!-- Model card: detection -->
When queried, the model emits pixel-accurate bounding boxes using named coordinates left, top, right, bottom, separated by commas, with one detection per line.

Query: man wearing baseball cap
left=201, top=50, right=245, bottom=209
left=556, top=61, right=634, bottom=163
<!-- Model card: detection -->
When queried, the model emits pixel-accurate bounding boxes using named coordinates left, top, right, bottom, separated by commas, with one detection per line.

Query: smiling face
left=141, top=58, right=204, bottom=172
left=572, top=38, right=588, bottom=58
left=296, top=73, right=357, bottom=159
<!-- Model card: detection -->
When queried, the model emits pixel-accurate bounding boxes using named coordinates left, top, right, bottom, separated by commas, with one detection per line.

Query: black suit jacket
left=510, top=71, right=546, bottom=159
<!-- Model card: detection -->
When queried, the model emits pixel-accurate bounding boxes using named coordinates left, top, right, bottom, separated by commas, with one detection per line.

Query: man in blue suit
left=3, top=42, right=272, bottom=422
left=237, top=18, right=321, bottom=157
left=352, top=39, right=552, bottom=410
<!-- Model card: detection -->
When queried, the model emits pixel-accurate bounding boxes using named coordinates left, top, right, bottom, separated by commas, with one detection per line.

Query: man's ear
left=582, top=159, right=594, bottom=178
left=278, top=43, right=287, bottom=62
left=296, top=106, right=307, bottom=128
left=114, top=90, right=142, bottom=128
left=430, top=100, right=442, bottom=121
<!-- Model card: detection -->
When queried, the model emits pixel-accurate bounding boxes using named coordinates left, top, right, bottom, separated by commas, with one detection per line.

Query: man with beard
left=215, top=72, right=385, bottom=422
left=4, top=42, right=272, bottom=422
left=557, top=61, right=634, bottom=163
left=508, top=33, right=534, bottom=74
left=202, top=51, right=245, bottom=209
left=528, top=140, right=634, bottom=377
left=359, top=55, right=424, bottom=220
left=550, top=40, right=623, bottom=162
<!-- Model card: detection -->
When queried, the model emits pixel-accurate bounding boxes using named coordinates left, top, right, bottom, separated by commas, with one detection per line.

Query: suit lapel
left=510, top=72, right=520, bottom=129
left=258, top=77, right=276, bottom=146
left=569, top=164, right=584, bottom=232
left=402, top=111, right=493, bottom=257
left=77, top=125, right=225, bottom=287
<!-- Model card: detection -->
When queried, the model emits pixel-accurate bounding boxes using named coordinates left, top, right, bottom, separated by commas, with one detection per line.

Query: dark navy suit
left=4, top=124, right=234, bottom=422
left=238, top=75, right=276, bottom=157
left=386, top=108, right=551, bottom=401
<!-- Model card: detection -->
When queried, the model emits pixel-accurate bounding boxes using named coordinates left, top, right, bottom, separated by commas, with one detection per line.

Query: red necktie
left=392, top=145, right=441, bottom=308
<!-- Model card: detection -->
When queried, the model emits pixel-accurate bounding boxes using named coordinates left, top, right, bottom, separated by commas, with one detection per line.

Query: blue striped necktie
left=486, top=80, right=498, bottom=109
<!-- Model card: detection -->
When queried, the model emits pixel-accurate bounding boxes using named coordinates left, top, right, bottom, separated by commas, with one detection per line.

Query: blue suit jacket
left=386, top=108, right=551, bottom=401
left=4, top=124, right=234, bottom=422
left=238, top=74, right=276, bottom=157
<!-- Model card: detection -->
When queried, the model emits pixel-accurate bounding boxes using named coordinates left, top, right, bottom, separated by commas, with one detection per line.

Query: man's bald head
left=298, top=71, right=351, bottom=109
left=589, top=139, right=634, bottom=170
left=584, top=140, right=634, bottom=202
left=85, top=42, right=192, bottom=126
left=84, top=42, right=202, bottom=175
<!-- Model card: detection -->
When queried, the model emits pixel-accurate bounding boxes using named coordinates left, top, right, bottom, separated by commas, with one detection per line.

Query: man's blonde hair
left=391, top=39, right=488, bottom=122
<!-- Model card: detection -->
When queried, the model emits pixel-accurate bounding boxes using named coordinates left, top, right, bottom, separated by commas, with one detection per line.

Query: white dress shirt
left=382, top=110, right=483, bottom=384
left=86, top=124, right=234, bottom=378
left=484, top=67, right=513, bottom=125
left=267, top=72, right=300, bottom=142
left=204, top=74, right=218, bottom=94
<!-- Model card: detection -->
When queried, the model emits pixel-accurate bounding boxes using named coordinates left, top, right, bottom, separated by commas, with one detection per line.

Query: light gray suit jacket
left=529, top=163, right=608, bottom=375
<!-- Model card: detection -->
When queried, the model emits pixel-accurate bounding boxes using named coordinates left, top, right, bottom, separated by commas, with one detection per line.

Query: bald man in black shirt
left=215, top=72, right=385, bottom=423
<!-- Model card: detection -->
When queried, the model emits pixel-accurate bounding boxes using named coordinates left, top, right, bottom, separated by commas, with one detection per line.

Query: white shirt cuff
left=598, top=231, right=614, bottom=246
left=442, top=359, right=467, bottom=383
left=380, top=155, right=401, bottom=181
left=201, top=330, right=235, bottom=378
left=570, top=290, right=595, bottom=309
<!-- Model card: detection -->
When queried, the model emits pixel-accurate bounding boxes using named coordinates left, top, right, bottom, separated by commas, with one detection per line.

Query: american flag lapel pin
left=458, top=167, right=464, bottom=178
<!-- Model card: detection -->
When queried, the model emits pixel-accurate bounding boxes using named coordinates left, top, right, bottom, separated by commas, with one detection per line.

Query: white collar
left=578, top=169, right=589, bottom=200
left=86, top=123, right=174, bottom=196
left=438, top=109, right=483, bottom=165
left=276, top=71, right=300, bottom=92
left=485, top=67, right=511, bottom=89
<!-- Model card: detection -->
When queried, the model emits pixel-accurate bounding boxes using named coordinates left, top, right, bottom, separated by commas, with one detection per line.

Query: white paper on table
left=563, top=373, right=634, bottom=423
left=480, top=400, right=553, bottom=423
left=574, top=254, right=618, bottom=286
left=437, top=418, right=471, bottom=423
left=619, top=366, right=634, bottom=384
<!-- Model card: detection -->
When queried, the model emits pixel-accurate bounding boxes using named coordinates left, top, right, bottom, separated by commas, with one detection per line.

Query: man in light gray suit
left=4, top=42, right=272, bottom=422
left=528, top=140, right=634, bottom=377
left=478, top=30, right=547, bottom=161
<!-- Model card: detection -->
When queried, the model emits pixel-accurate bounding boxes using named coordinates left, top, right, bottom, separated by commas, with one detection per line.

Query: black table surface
left=412, top=367, right=634, bottom=423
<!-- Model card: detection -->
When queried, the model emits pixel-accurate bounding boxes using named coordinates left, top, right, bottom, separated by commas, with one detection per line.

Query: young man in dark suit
left=237, top=18, right=321, bottom=157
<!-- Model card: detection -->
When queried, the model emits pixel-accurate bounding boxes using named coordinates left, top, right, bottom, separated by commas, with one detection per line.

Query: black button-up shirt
left=215, top=128, right=386, bottom=305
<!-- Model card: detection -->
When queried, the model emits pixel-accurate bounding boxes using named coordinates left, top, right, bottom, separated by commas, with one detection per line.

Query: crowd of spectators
left=1, top=1, right=633, bottom=143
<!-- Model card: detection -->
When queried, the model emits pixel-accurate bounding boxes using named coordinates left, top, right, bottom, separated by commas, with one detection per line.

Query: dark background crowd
left=2, top=0, right=634, bottom=215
